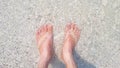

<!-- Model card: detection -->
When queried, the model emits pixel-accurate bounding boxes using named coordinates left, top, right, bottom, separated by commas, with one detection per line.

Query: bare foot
left=62, top=23, right=80, bottom=68
left=36, top=24, right=53, bottom=68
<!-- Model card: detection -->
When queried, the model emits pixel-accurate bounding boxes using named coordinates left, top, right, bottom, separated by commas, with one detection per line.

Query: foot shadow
left=49, top=51, right=96, bottom=68
left=74, top=51, right=96, bottom=68
left=49, top=56, right=65, bottom=68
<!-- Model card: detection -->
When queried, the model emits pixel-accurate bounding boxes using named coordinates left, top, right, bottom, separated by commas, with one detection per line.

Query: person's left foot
left=36, top=24, right=53, bottom=62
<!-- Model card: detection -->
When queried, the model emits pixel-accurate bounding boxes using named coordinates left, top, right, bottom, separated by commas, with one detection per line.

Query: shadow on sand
left=50, top=51, right=96, bottom=68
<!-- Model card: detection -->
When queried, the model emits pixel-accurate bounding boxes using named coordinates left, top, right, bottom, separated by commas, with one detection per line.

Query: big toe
left=36, top=25, right=45, bottom=42
left=65, top=23, right=71, bottom=32
left=70, top=23, right=76, bottom=30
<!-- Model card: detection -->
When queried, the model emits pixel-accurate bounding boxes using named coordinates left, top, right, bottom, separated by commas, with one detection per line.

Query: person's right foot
left=61, top=23, right=80, bottom=68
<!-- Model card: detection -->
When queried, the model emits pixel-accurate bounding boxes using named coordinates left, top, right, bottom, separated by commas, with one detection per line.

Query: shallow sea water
left=0, top=0, right=120, bottom=68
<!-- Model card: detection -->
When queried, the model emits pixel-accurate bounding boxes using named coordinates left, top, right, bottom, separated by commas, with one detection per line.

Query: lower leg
left=38, top=56, right=50, bottom=68
left=63, top=42, right=77, bottom=68
left=38, top=50, right=52, bottom=68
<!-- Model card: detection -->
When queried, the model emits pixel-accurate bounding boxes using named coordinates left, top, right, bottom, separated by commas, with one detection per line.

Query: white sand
left=0, top=0, right=120, bottom=68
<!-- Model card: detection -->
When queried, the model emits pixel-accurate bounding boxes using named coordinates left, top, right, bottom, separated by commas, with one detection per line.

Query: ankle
left=65, top=57, right=77, bottom=68
left=38, top=59, right=49, bottom=68
left=66, top=62, right=77, bottom=68
left=62, top=51, right=77, bottom=68
left=63, top=52, right=73, bottom=62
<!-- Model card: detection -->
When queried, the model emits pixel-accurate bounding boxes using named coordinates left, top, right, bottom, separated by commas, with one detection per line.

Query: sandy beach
left=0, top=0, right=120, bottom=68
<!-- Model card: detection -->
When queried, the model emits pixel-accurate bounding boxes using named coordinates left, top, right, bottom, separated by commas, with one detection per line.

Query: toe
left=73, top=24, right=80, bottom=36
left=47, top=24, right=53, bottom=32
left=76, top=27, right=80, bottom=37
left=44, top=24, right=48, bottom=32
left=36, top=28, right=40, bottom=35
left=38, top=25, right=43, bottom=33
left=36, top=25, right=44, bottom=36
left=71, top=23, right=76, bottom=30
left=73, top=24, right=77, bottom=30
left=36, top=31, right=39, bottom=42
left=69, top=23, right=73, bottom=28
left=74, top=25, right=79, bottom=31
left=65, top=23, right=71, bottom=32
left=36, top=25, right=44, bottom=42
left=41, top=25, right=45, bottom=32
left=36, top=30, right=40, bottom=37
